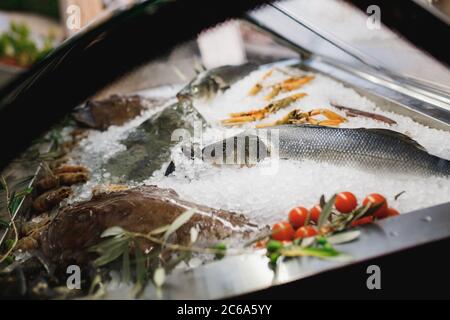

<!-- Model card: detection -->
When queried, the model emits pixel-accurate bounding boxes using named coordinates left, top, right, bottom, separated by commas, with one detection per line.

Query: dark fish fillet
left=203, top=125, right=450, bottom=176
left=72, top=95, right=157, bottom=130
left=41, top=186, right=257, bottom=263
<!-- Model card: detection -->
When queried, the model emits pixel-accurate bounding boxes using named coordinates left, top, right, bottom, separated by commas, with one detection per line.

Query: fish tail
left=431, top=156, right=450, bottom=176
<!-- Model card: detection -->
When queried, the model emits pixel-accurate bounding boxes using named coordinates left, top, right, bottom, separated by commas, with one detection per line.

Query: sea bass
left=201, top=125, right=450, bottom=176
left=177, top=62, right=259, bottom=102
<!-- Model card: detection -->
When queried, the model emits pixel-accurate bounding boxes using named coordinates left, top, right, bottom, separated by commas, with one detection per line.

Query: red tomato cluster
left=345, top=192, right=399, bottom=226
left=272, top=205, right=319, bottom=241
left=271, top=191, right=400, bottom=241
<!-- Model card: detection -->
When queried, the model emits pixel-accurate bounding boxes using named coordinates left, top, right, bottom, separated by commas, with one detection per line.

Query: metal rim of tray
left=135, top=56, right=450, bottom=299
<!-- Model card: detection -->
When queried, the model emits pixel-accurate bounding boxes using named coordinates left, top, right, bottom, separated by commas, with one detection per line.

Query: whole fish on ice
left=177, top=62, right=259, bottom=102
left=201, top=125, right=450, bottom=176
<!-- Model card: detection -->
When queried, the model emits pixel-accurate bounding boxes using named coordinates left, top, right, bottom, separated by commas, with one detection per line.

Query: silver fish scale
left=269, top=125, right=450, bottom=176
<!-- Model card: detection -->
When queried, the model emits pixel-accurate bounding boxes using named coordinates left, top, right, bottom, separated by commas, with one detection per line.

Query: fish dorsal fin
left=194, top=62, right=207, bottom=75
left=279, top=124, right=427, bottom=151
left=282, top=124, right=323, bottom=129
left=365, top=128, right=427, bottom=151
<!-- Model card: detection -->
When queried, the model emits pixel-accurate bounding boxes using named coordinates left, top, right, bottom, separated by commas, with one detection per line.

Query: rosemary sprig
left=89, top=210, right=245, bottom=296
left=0, top=177, right=18, bottom=265
left=0, top=220, right=9, bottom=229
left=0, top=177, right=33, bottom=265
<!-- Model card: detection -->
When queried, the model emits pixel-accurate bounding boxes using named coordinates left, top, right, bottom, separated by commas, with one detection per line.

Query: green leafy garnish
left=163, top=209, right=195, bottom=241
left=318, top=194, right=336, bottom=228
left=0, top=220, right=9, bottom=229
left=0, top=21, right=55, bottom=67
left=213, top=243, right=227, bottom=260
left=327, top=230, right=361, bottom=245
left=266, top=240, right=282, bottom=253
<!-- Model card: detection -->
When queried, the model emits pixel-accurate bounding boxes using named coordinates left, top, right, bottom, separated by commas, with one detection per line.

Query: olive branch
left=89, top=209, right=231, bottom=297
left=89, top=197, right=365, bottom=298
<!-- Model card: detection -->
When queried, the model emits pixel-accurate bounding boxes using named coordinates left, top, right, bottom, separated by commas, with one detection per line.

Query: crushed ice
left=71, top=68, right=450, bottom=225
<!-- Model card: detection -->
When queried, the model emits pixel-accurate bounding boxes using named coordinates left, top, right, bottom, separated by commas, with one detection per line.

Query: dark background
left=0, top=0, right=60, bottom=19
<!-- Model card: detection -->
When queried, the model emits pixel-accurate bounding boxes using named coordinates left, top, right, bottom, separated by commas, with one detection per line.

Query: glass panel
left=251, top=0, right=450, bottom=88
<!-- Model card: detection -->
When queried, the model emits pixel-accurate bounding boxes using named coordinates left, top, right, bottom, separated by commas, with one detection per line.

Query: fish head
left=201, top=134, right=269, bottom=167
left=72, top=106, right=97, bottom=129
left=177, top=75, right=221, bottom=102
left=176, top=83, right=198, bottom=102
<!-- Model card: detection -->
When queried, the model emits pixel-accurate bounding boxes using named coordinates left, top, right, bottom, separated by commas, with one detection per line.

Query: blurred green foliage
left=0, top=0, right=60, bottom=20
left=0, top=21, right=55, bottom=67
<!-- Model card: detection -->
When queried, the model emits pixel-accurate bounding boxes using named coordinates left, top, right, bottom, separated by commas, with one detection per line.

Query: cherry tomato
left=363, top=193, right=388, bottom=219
left=335, top=192, right=358, bottom=213
left=294, top=226, right=318, bottom=239
left=387, top=207, right=400, bottom=218
left=288, top=206, right=309, bottom=228
left=271, top=221, right=295, bottom=241
left=310, top=205, right=322, bottom=223
left=351, top=216, right=374, bottom=227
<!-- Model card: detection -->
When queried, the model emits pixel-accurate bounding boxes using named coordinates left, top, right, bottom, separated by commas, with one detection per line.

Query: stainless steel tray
left=134, top=56, right=450, bottom=299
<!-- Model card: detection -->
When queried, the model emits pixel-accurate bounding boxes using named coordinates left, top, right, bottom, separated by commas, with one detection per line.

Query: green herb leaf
left=163, top=209, right=195, bottom=242
left=3, top=255, right=14, bottom=265
left=327, top=230, right=361, bottom=245
left=149, top=225, right=171, bottom=236
left=4, top=239, right=15, bottom=250
left=134, top=245, right=147, bottom=286
left=15, top=187, right=33, bottom=197
left=281, top=246, right=342, bottom=259
left=90, top=234, right=131, bottom=268
left=101, top=226, right=125, bottom=238
left=213, top=243, right=227, bottom=260
left=93, top=241, right=128, bottom=267
left=316, top=236, right=327, bottom=246
left=153, top=267, right=166, bottom=288
left=318, top=194, right=336, bottom=228
left=189, top=227, right=199, bottom=244
left=299, top=236, right=315, bottom=248
left=269, top=252, right=281, bottom=266
left=351, top=203, right=374, bottom=223
left=0, top=220, right=9, bottom=229
left=122, top=246, right=131, bottom=284
left=89, top=235, right=129, bottom=254
left=6, top=187, right=33, bottom=215
left=266, top=240, right=282, bottom=253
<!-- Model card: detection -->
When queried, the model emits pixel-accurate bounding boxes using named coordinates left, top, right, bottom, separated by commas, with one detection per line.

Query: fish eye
left=192, top=86, right=200, bottom=94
